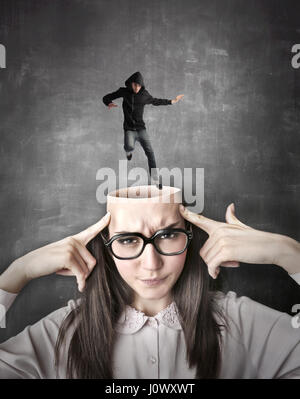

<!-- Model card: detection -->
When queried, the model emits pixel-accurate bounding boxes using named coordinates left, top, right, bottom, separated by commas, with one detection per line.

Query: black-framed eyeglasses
left=101, top=222, right=193, bottom=260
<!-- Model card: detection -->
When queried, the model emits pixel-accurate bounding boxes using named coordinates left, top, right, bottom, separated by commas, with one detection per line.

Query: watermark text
left=291, top=44, right=300, bottom=69
left=291, top=304, right=300, bottom=329
left=0, top=44, right=6, bottom=69
left=0, top=304, right=6, bottom=328
left=96, top=161, right=204, bottom=213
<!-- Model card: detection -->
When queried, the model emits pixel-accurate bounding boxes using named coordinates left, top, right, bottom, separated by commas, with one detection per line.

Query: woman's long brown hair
left=55, top=222, right=228, bottom=378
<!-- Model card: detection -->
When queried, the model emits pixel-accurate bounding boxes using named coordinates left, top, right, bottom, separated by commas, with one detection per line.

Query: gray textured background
left=0, top=0, right=299, bottom=341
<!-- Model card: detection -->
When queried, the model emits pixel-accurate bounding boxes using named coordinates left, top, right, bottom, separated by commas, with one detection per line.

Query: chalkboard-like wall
left=0, top=0, right=299, bottom=342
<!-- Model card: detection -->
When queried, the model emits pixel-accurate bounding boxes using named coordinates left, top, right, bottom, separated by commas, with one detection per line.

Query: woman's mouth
left=140, top=276, right=167, bottom=286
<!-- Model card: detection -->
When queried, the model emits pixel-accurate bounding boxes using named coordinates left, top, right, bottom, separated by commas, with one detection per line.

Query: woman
left=0, top=186, right=299, bottom=379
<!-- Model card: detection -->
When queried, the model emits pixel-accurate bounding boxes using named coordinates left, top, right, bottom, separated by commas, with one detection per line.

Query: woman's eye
left=117, top=238, right=138, bottom=245
left=159, top=232, right=177, bottom=239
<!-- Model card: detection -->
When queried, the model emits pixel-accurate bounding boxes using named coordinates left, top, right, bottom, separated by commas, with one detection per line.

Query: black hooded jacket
left=102, top=71, right=172, bottom=130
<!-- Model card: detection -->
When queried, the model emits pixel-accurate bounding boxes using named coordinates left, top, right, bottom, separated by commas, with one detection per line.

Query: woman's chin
left=133, top=278, right=172, bottom=299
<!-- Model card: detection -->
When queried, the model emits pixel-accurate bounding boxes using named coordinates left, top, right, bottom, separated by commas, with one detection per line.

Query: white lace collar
left=115, top=301, right=182, bottom=334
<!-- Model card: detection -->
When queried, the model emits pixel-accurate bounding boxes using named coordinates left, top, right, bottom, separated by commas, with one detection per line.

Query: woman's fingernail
left=105, top=211, right=111, bottom=218
left=179, top=204, right=185, bottom=212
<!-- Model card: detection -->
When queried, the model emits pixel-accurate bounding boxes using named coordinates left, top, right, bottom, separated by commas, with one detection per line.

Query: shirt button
left=147, top=317, right=158, bottom=328
left=150, top=356, right=157, bottom=364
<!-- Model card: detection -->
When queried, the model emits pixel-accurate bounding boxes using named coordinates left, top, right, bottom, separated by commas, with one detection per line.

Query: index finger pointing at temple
left=72, top=211, right=111, bottom=246
left=179, top=205, right=222, bottom=235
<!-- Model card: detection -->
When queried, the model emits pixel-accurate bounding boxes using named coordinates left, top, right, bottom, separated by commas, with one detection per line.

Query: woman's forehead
left=108, top=203, right=183, bottom=234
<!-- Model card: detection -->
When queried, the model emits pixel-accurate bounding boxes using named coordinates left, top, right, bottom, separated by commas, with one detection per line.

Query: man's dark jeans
left=124, top=128, right=158, bottom=179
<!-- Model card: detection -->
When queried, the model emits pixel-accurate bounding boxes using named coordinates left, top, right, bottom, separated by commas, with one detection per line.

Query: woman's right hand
left=0, top=212, right=111, bottom=293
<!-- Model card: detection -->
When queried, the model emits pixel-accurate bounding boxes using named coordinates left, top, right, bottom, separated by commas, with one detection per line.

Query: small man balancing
left=103, top=71, right=184, bottom=189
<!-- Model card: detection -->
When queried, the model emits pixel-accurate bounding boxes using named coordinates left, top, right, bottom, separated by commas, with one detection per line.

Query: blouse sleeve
left=223, top=291, right=300, bottom=379
left=0, top=293, right=78, bottom=379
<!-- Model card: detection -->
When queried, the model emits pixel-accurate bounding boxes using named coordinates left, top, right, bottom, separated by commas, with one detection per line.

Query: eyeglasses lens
left=111, top=236, right=144, bottom=258
left=154, top=231, right=188, bottom=255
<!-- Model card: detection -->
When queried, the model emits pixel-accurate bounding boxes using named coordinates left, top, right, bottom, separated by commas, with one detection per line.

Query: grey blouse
left=0, top=273, right=300, bottom=379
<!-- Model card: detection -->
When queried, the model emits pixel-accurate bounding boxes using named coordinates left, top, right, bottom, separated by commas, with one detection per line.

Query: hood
left=125, top=71, right=145, bottom=90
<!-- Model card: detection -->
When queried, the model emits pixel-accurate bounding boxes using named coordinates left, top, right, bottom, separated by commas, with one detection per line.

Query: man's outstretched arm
left=102, top=87, right=124, bottom=107
left=144, top=90, right=184, bottom=106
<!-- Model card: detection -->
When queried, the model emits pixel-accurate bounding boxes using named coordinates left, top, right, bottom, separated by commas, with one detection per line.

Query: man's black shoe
left=152, top=175, right=163, bottom=190
left=158, top=175, right=162, bottom=190
left=126, top=153, right=132, bottom=161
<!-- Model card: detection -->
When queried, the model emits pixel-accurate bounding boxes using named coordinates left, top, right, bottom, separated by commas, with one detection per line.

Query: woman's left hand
left=179, top=203, right=300, bottom=279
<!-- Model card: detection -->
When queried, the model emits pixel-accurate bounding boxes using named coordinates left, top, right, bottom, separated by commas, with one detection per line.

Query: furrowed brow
left=114, top=221, right=183, bottom=235
left=160, top=221, right=182, bottom=230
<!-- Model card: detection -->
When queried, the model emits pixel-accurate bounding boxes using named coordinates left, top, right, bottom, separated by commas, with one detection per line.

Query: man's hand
left=108, top=102, right=118, bottom=109
left=179, top=203, right=300, bottom=278
left=171, top=94, right=184, bottom=104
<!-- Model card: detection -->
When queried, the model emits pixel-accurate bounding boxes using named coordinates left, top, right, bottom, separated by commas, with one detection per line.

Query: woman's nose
left=140, top=243, right=163, bottom=270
